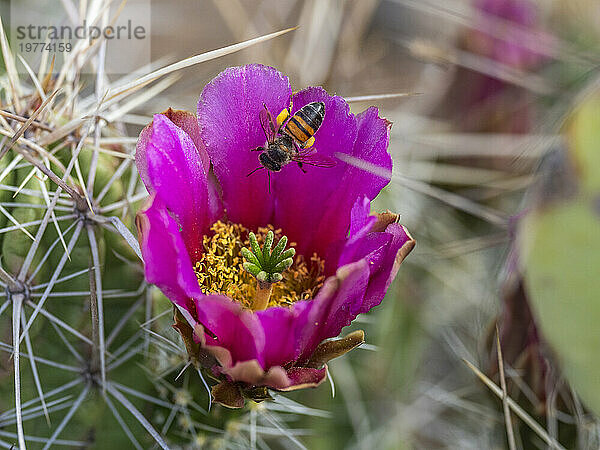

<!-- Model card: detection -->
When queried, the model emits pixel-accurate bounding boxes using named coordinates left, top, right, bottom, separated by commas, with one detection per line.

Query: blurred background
left=1, top=0, right=600, bottom=448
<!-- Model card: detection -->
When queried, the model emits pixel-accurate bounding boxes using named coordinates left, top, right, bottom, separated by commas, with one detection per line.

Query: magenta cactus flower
left=135, top=64, right=415, bottom=408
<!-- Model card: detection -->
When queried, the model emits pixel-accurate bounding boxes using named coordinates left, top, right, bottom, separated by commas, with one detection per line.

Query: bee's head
left=268, top=141, right=281, bottom=152
left=259, top=152, right=282, bottom=172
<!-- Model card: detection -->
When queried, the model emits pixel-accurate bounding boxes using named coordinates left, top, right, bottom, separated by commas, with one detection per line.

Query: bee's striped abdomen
left=284, top=102, right=325, bottom=144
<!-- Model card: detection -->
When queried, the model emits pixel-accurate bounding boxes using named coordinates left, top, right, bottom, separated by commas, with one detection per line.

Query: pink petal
left=193, top=296, right=266, bottom=368
left=136, top=195, right=203, bottom=311
left=139, top=113, right=217, bottom=261
left=197, top=64, right=292, bottom=229
left=274, top=94, right=392, bottom=261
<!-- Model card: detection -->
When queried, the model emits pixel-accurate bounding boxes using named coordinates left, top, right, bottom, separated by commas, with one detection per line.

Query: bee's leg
left=247, top=166, right=264, bottom=177
left=250, top=146, right=264, bottom=152
left=268, top=171, right=272, bottom=194
left=297, top=162, right=307, bottom=174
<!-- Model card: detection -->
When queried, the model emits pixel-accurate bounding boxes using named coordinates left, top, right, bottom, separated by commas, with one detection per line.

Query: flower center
left=194, top=221, right=325, bottom=309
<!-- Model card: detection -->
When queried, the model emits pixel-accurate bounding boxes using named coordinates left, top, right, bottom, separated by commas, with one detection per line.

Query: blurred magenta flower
left=135, top=64, right=414, bottom=407
left=443, top=0, right=549, bottom=132
left=469, top=0, right=546, bottom=69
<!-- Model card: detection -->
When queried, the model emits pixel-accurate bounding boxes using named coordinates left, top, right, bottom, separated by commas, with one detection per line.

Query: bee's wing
left=260, top=104, right=277, bottom=142
left=293, top=152, right=337, bottom=168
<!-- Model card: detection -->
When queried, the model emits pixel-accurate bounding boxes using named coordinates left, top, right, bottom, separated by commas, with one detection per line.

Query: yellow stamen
left=194, top=221, right=325, bottom=309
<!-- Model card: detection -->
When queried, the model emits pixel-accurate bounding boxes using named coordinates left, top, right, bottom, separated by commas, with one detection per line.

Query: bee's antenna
left=268, top=172, right=272, bottom=194
left=247, top=166, right=264, bottom=177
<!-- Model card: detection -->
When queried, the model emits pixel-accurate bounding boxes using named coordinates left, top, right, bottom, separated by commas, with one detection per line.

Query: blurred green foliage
left=520, top=92, right=600, bottom=416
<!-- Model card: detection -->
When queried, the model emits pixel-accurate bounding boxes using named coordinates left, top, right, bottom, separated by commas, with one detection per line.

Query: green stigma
left=241, top=231, right=295, bottom=284
left=241, top=231, right=295, bottom=310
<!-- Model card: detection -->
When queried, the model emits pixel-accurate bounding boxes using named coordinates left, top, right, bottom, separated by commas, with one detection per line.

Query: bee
left=248, top=101, right=336, bottom=187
